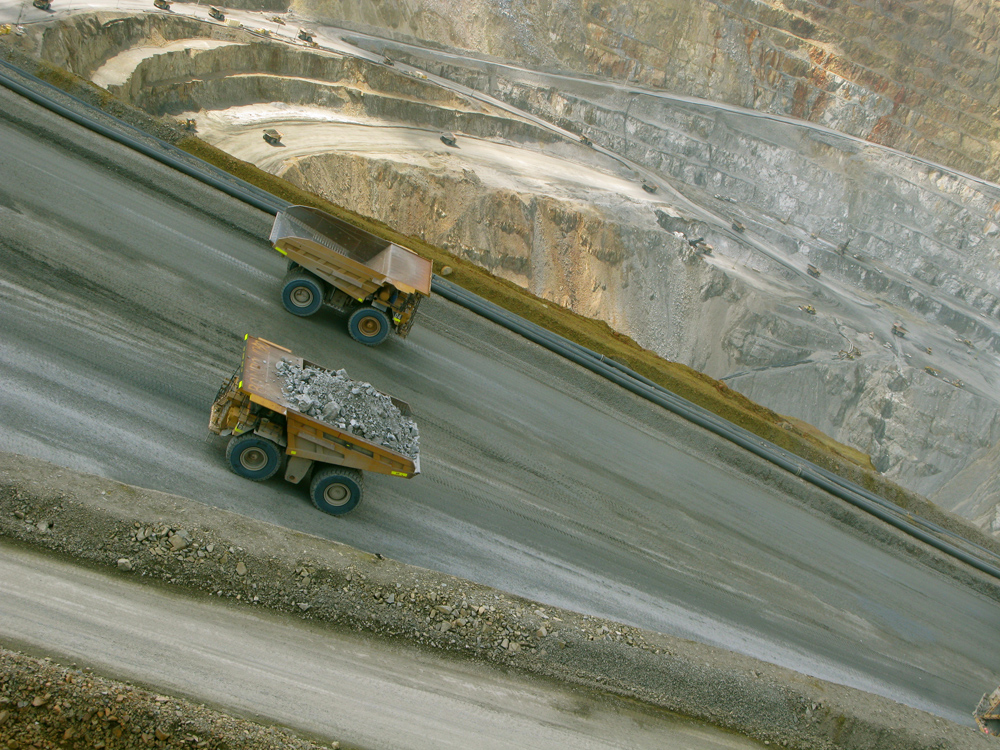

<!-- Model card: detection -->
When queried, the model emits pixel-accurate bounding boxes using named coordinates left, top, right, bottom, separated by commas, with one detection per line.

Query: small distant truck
left=209, top=335, right=420, bottom=515
left=270, top=205, right=433, bottom=345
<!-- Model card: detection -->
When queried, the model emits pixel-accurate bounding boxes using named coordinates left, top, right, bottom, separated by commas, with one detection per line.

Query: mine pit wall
left=279, top=149, right=836, bottom=377
left=727, top=357, right=1000, bottom=494
left=34, top=13, right=248, bottom=80
left=108, top=43, right=465, bottom=109
left=298, top=0, right=1000, bottom=182
left=598, top=90, right=1000, bottom=332
left=105, top=42, right=562, bottom=146
left=934, top=437, right=1000, bottom=530
left=400, top=58, right=1000, bottom=338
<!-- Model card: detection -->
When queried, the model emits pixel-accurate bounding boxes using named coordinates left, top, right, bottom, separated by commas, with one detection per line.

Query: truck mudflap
left=209, top=368, right=241, bottom=434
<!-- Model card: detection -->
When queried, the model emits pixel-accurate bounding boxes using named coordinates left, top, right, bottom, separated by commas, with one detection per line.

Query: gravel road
left=0, top=543, right=762, bottom=750
left=0, top=75, right=998, bottom=726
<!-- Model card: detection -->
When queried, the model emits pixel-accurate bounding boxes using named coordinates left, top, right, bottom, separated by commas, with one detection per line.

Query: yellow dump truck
left=209, top=335, right=420, bottom=515
left=975, top=687, right=1000, bottom=735
left=270, top=205, right=433, bottom=345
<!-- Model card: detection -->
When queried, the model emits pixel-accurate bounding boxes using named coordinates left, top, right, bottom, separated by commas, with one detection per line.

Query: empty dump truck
left=271, top=205, right=433, bottom=345
left=209, top=335, right=420, bottom=515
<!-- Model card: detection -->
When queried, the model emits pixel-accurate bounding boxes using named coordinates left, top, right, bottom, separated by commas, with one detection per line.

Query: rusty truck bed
left=270, top=205, right=433, bottom=298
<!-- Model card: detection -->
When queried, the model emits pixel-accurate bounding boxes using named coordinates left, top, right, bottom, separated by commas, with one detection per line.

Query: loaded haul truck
left=209, top=335, right=420, bottom=515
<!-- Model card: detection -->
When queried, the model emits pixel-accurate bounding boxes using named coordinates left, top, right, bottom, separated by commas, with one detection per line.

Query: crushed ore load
left=276, top=359, right=419, bottom=459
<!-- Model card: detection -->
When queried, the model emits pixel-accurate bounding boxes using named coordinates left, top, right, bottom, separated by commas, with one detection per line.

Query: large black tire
left=310, top=466, right=364, bottom=515
left=348, top=307, right=391, bottom=346
left=281, top=269, right=324, bottom=317
left=226, top=433, right=283, bottom=481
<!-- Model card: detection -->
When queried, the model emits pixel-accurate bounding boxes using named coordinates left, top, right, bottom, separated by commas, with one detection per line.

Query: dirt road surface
left=0, top=542, right=762, bottom=750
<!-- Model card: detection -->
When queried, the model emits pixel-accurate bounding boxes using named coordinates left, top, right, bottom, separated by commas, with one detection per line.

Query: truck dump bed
left=270, top=206, right=433, bottom=299
left=214, top=336, right=419, bottom=478
left=975, top=686, right=1000, bottom=735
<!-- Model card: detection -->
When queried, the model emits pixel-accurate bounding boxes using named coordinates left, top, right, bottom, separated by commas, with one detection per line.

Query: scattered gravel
left=276, top=359, right=420, bottom=459
left=0, top=452, right=992, bottom=750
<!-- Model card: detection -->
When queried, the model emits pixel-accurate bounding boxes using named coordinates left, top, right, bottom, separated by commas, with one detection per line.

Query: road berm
left=0, top=452, right=991, bottom=749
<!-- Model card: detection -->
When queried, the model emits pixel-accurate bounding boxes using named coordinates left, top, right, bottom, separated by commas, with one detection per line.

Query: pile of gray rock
left=276, top=359, right=420, bottom=459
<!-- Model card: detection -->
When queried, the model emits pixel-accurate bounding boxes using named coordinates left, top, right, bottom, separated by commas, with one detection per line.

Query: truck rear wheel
left=348, top=307, right=391, bottom=346
left=281, top=269, right=324, bottom=317
left=310, top=466, right=364, bottom=515
left=226, top=433, right=283, bottom=481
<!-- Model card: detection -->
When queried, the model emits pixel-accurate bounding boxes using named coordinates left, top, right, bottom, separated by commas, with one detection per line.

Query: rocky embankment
left=1, top=452, right=994, bottom=750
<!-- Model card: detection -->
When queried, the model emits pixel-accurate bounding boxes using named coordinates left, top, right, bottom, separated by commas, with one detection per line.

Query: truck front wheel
left=348, top=307, right=391, bottom=346
left=226, top=433, right=283, bottom=481
left=281, top=269, right=324, bottom=316
left=310, top=466, right=364, bottom=515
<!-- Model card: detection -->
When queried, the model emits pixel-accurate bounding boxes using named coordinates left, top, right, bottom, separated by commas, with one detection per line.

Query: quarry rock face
left=31, top=6, right=1000, bottom=531
left=727, top=357, right=999, bottom=497
left=933, top=437, right=1000, bottom=528
left=293, top=0, right=1000, bottom=182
